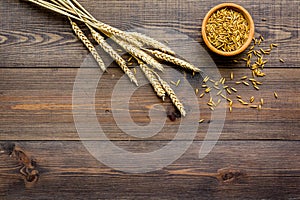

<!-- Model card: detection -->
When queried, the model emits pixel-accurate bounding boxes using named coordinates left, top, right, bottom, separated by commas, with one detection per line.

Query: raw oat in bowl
left=202, top=3, right=255, bottom=56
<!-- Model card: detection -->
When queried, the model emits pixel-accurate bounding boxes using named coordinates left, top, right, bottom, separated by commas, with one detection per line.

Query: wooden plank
left=0, top=0, right=299, bottom=68
left=0, top=68, right=299, bottom=141
left=0, top=141, right=299, bottom=199
left=1, top=0, right=300, bottom=198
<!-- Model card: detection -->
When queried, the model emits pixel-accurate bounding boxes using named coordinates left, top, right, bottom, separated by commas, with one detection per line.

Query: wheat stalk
left=69, top=18, right=106, bottom=71
left=138, top=62, right=166, bottom=100
left=94, top=22, right=143, bottom=48
left=146, top=50, right=201, bottom=73
left=130, top=32, right=175, bottom=55
left=89, top=27, right=138, bottom=86
left=154, top=73, right=186, bottom=117
left=113, top=38, right=164, bottom=72
left=150, top=70, right=186, bottom=116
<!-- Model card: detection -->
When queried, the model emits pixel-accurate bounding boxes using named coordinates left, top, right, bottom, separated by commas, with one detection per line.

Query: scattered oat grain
left=230, top=72, right=234, bottom=80
left=258, top=104, right=262, bottom=110
left=205, top=87, right=211, bottom=93
left=221, top=94, right=227, bottom=99
left=243, top=81, right=250, bottom=86
left=217, top=90, right=223, bottom=96
left=199, top=119, right=205, bottom=123
left=241, top=76, right=248, bottom=80
left=231, top=87, right=237, bottom=92
left=254, top=85, right=260, bottom=90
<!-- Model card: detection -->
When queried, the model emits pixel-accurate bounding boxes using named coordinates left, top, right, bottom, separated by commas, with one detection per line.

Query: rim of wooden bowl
left=202, top=3, right=255, bottom=57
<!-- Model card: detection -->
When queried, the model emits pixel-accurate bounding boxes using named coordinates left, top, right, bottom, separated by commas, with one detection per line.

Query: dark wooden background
left=0, top=0, right=299, bottom=199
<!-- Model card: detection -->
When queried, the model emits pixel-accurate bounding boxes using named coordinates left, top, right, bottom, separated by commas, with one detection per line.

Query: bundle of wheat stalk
left=23, top=0, right=202, bottom=117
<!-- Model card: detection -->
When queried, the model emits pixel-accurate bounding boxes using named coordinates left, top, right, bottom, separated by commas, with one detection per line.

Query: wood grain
left=1, top=0, right=300, bottom=199
left=0, top=0, right=299, bottom=68
left=0, top=141, right=299, bottom=199
left=0, top=68, right=299, bottom=141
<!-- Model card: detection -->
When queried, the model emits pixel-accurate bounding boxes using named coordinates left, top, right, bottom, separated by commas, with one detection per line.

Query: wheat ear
left=89, top=28, right=138, bottom=86
left=152, top=71, right=186, bottom=117
left=147, top=50, right=201, bottom=73
left=113, top=38, right=164, bottom=72
left=130, top=32, right=175, bottom=55
left=138, top=62, right=166, bottom=100
left=93, top=22, right=142, bottom=48
left=160, top=79, right=186, bottom=117
left=69, top=18, right=106, bottom=71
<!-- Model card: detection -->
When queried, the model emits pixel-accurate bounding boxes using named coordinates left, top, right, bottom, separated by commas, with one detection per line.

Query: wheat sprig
left=89, top=28, right=138, bottom=86
left=151, top=71, right=186, bottom=116
left=113, top=38, right=164, bottom=72
left=23, top=0, right=201, bottom=117
left=138, top=62, right=166, bottom=100
left=159, top=78, right=186, bottom=117
left=94, top=22, right=142, bottom=48
left=147, top=49, right=201, bottom=73
left=130, top=32, right=175, bottom=55
left=69, top=18, right=106, bottom=71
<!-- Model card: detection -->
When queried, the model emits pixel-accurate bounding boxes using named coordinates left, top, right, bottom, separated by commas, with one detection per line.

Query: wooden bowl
left=202, top=3, right=255, bottom=56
